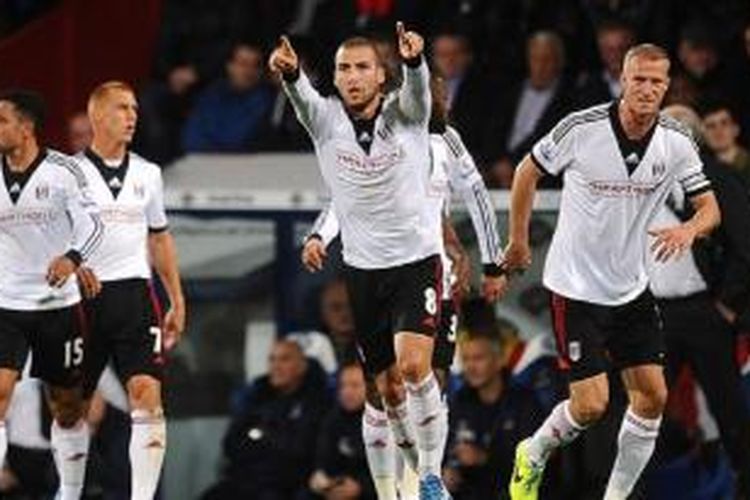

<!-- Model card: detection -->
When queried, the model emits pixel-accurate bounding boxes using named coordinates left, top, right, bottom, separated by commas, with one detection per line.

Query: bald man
left=76, top=81, right=185, bottom=500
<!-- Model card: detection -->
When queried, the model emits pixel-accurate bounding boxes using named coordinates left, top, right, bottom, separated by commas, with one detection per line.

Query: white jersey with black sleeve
left=531, top=102, right=711, bottom=306
left=284, top=60, right=441, bottom=269
left=309, top=125, right=503, bottom=298
left=75, top=149, right=168, bottom=282
left=0, top=149, right=103, bottom=310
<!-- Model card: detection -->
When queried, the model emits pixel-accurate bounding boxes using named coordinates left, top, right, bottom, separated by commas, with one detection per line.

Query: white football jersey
left=532, top=102, right=711, bottom=305
left=76, top=149, right=168, bottom=282
left=0, top=149, right=103, bottom=310
left=311, top=126, right=503, bottom=299
left=284, top=62, right=441, bottom=269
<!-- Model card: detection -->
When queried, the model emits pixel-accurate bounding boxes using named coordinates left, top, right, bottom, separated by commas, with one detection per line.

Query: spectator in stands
left=134, top=62, right=199, bottom=164
left=288, top=277, right=356, bottom=375
left=309, top=363, right=375, bottom=500
left=485, top=31, right=572, bottom=188
left=66, top=111, right=93, bottom=154
left=576, top=20, right=636, bottom=107
left=701, top=102, right=750, bottom=187
left=319, top=278, right=357, bottom=367
left=649, top=104, right=750, bottom=498
left=153, top=0, right=257, bottom=81
left=203, top=339, right=333, bottom=500
left=182, top=43, right=273, bottom=153
left=444, top=328, right=545, bottom=499
left=731, top=22, right=750, bottom=146
left=430, top=31, right=489, bottom=162
left=675, top=22, right=725, bottom=100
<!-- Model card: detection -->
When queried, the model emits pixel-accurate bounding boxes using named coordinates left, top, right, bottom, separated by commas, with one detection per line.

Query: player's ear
left=376, top=65, right=385, bottom=86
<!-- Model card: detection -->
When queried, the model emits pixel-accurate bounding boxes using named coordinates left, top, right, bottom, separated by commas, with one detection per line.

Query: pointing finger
left=396, top=21, right=405, bottom=40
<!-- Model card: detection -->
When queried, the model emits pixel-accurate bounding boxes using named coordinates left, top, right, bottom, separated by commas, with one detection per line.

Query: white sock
left=0, top=421, right=7, bottom=467
left=51, top=419, right=90, bottom=500
left=384, top=400, right=419, bottom=473
left=130, top=408, right=166, bottom=500
left=604, top=408, right=662, bottom=500
left=405, top=372, right=446, bottom=477
left=437, top=395, right=449, bottom=460
left=362, top=403, right=398, bottom=500
left=526, top=400, right=585, bottom=465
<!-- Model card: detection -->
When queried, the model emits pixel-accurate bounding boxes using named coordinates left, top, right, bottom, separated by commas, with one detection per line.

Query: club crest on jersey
left=133, top=183, right=145, bottom=199
left=568, top=341, right=582, bottom=362
left=35, top=184, right=49, bottom=200
left=652, top=162, right=666, bottom=178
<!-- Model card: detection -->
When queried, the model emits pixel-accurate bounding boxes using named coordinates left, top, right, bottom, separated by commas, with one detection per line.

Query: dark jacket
left=314, top=405, right=376, bottom=499
left=689, top=154, right=750, bottom=329
left=221, top=361, right=333, bottom=498
left=446, top=378, right=546, bottom=499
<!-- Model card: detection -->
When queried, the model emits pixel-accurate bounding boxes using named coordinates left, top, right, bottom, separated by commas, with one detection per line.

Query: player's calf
left=48, top=384, right=90, bottom=500
left=127, top=374, right=166, bottom=500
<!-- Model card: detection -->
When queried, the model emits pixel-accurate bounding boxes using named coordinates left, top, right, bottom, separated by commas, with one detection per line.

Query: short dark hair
left=0, top=89, right=46, bottom=136
left=337, top=36, right=383, bottom=66
left=698, top=99, right=738, bottom=121
left=596, top=18, right=636, bottom=38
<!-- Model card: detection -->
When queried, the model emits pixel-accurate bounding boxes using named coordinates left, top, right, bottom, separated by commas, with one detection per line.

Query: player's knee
left=397, top=352, right=429, bottom=383
left=127, top=375, right=161, bottom=411
left=631, top=386, right=668, bottom=418
left=380, top=380, right=405, bottom=407
left=570, top=394, right=608, bottom=424
left=49, top=388, right=86, bottom=427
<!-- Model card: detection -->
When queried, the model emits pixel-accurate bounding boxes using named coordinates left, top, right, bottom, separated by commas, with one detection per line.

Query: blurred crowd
left=87, top=0, right=750, bottom=193
left=197, top=275, right=750, bottom=499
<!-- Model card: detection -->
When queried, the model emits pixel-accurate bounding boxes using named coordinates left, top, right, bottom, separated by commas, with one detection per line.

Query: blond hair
left=87, top=80, right=135, bottom=116
left=623, top=43, right=670, bottom=69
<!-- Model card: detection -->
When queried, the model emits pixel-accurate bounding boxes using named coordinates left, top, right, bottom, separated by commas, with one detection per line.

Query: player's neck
left=477, top=375, right=504, bottom=404
left=90, top=139, right=126, bottom=163
left=618, top=101, right=657, bottom=140
left=347, top=94, right=382, bottom=120
left=5, top=141, right=40, bottom=172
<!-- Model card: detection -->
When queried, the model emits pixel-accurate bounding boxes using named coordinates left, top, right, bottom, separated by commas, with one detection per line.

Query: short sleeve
left=146, top=169, right=169, bottom=232
left=673, top=132, right=711, bottom=198
left=530, top=114, right=577, bottom=176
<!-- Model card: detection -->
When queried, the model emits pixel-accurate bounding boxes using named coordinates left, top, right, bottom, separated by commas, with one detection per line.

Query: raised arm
left=395, top=22, right=430, bottom=123
left=270, top=36, right=329, bottom=138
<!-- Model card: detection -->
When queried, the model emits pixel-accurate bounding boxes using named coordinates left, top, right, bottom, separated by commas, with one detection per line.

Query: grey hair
left=528, top=30, right=566, bottom=66
left=663, top=104, right=705, bottom=144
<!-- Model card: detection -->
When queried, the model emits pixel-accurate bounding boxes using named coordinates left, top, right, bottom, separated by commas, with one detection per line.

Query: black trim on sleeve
left=64, top=250, right=83, bottom=268
left=283, top=67, right=301, bottom=82
left=483, top=263, right=506, bottom=277
left=148, top=225, right=169, bottom=234
left=305, top=233, right=323, bottom=244
left=686, top=185, right=713, bottom=199
left=529, top=152, right=551, bottom=177
left=404, top=55, right=423, bottom=68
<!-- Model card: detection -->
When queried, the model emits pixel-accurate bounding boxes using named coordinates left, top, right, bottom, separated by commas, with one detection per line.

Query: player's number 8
left=424, top=287, right=437, bottom=316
